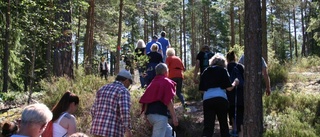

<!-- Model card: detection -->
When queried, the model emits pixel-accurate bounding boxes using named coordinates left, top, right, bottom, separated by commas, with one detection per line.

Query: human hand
left=234, top=78, right=239, bottom=86
left=172, top=117, right=179, bottom=126
left=124, top=128, right=132, bottom=137
left=266, top=88, right=271, bottom=96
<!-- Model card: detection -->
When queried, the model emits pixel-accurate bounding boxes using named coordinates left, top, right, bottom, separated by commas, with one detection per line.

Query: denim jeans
left=147, top=114, right=175, bottom=137
left=138, top=68, right=145, bottom=88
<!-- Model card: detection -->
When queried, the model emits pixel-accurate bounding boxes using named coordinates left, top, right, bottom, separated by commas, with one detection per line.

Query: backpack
left=229, top=64, right=244, bottom=89
left=202, top=51, right=214, bottom=69
left=41, top=121, right=53, bottom=137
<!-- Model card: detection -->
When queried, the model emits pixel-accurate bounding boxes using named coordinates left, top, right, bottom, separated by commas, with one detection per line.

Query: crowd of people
left=1, top=31, right=271, bottom=137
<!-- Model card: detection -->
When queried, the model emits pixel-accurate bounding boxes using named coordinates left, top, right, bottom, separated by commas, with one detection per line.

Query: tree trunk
left=191, top=0, right=196, bottom=66
left=261, top=0, right=267, bottom=63
left=144, top=11, right=148, bottom=43
left=75, top=5, right=81, bottom=69
left=243, top=0, right=263, bottom=136
left=230, top=0, right=235, bottom=48
left=183, top=0, right=187, bottom=68
left=28, top=48, right=36, bottom=104
left=84, top=0, right=94, bottom=75
left=53, top=0, right=73, bottom=78
left=293, top=8, right=298, bottom=58
left=289, top=11, right=293, bottom=60
left=239, top=8, right=242, bottom=47
left=2, top=0, right=10, bottom=92
left=300, top=0, right=306, bottom=56
left=180, top=12, right=183, bottom=59
left=116, top=0, right=124, bottom=74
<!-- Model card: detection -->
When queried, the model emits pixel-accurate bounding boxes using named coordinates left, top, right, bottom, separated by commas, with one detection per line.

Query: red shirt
left=165, top=56, right=185, bottom=79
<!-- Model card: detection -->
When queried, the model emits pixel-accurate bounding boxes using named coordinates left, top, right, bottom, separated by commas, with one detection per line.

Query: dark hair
left=201, top=45, right=210, bottom=52
left=161, top=31, right=166, bottom=37
left=1, top=121, right=18, bottom=137
left=51, top=91, right=79, bottom=122
left=226, top=51, right=236, bottom=62
left=152, top=35, right=158, bottom=39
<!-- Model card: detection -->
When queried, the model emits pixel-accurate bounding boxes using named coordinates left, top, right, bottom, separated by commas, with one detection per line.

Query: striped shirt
left=90, top=81, right=131, bottom=137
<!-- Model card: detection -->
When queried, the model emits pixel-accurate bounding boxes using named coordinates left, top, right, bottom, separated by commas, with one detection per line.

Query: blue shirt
left=146, top=40, right=163, bottom=54
left=203, top=87, right=227, bottom=100
left=158, top=37, right=170, bottom=54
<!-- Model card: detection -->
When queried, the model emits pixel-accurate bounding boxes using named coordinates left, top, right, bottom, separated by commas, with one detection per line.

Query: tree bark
left=289, top=11, right=293, bottom=60
left=84, top=0, right=94, bottom=75
left=300, top=0, right=306, bottom=56
left=183, top=0, right=186, bottom=68
left=230, top=0, right=235, bottom=48
left=75, top=5, right=81, bottom=70
left=53, top=0, right=73, bottom=78
left=3, top=0, right=10, bottom=92
left=116, top=0, right=124, bottom=74
left=261, top=0, right=268, bottom=63
left=191, top=0, right=196, bottom=66
left=244, top=0, right=263, bottom=136
left=293, top=8, right=298, bottom=58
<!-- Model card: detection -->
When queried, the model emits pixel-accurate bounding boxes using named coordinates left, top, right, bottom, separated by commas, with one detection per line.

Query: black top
left=135, top=48, right=146, bottom=58
left=227, top=62, right=245, bottom=106
left=199, top=66, right=232, bottom=91
left=145, top=101, right=168, bottom=117
left=196, top=51, right=214, bottom=74
left=147, top=52, right=163, bottom=64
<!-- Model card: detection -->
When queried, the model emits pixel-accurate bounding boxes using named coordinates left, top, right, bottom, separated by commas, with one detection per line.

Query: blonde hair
left=151, top=44, right=159, bottom=52
left=136, top=39, right=146, bottom=49
left=166, top=48, right=175, bottom=57
left=209, top=53, right=227, bottom=68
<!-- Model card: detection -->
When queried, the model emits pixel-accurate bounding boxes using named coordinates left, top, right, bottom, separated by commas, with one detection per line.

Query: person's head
left=150, top=44, right=159, bottom=52
left=226, top=51, right=237, bottom=63
left=155, top=63, right=168, bottom=76
left=160, top=31, right=166, bottom=37
left=115, top=70, right=133, bottom=88
left=19, top=103, right=53, bottom=137
left=166, top=48, right=175, bottom=57
left=136, top=39, right=146, bottom=49
left=101, top=57, right=105, bottom=62
left=209, top=53, right=227, bottom=68
left=52, top=91, right=79, bottom=122
left=1, top=121, right=18, bottom=137
left=152, top=35, right=158, bottom=41
left=201, top=45, right=210, bottom=52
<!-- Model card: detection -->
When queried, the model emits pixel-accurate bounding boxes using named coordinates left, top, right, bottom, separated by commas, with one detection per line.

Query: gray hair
left=155, top=63, right=168, bottom=75
left=136, top=39, right=146, bottom=49
left=20, top=103, right=53, bottom=126
left=209, top=53, right=227, bottom=68
left=166, top=48, right=175, bottom=57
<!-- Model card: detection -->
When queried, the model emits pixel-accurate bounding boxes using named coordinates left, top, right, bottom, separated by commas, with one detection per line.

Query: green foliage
left=264, top=90, right=320, bottom=137
left=294, top=56, right=320, bottom=71
left=182, top=68, right=202, bottom=101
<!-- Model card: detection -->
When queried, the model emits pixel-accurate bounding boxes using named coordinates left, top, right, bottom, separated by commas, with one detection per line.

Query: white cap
left=117, top=70, right=133, bottom=84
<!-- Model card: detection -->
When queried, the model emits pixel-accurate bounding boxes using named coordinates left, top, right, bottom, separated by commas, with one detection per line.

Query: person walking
left=226, top=51, right=245, bottom=136
left=158, top=31, right=171, bottom=62
left=165, top=48, right=186, bottom=107
left=199, top=54, right=239, bottom=137
left=90, top=70, right=133, bottom=137
left=146, top=35, right=163, bottom=56
left=98, top=57, right=109, bottom=80
left=145, top=44, right=163, bottom=86
left=135, top=39, right=147, bottom=88
left=193, top=45, right=214, bottom=83
left=139, top=63, right=178, bottom=137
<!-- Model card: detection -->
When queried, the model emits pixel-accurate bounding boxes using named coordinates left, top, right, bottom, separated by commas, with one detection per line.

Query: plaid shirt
left=90, top=81, right=131, bottom=137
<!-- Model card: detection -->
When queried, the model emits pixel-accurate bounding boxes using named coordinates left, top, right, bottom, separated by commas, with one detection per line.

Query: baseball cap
left=152, top=35, right=158, bottom=39
left=117, top=70, right=133, bottom=84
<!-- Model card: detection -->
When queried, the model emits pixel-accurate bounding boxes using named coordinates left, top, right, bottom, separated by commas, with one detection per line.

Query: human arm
left=119, top=89, right=132, bottom=134
left=226, top=78, right=239, bottom=91
left=167, top=100, right=178, bottom=126
left=262, top=67, right=271, bottom=96
left=66, top=114, right=77, bottom=136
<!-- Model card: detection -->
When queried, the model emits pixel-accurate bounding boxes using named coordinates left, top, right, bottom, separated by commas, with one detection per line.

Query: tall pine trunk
left=261, top=0, right=268, bottom=63
left=293, top=8, right=298, bottom=58
left=116, top=0, right=124, bottom=74
left=2, top=0, right=10, bottom=92
left=191, top=0, right=195, bottom=66
left=244, top=0, right=263, bottom=136
left=84, top=0, right=94, bottom=75
left=53, top=0, right=73, bottom=78
left=183, top=0, right=187, bottom=68
left=230, top=0, right=235, bottom=48
left=301, top=0, right=306, bottom=56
